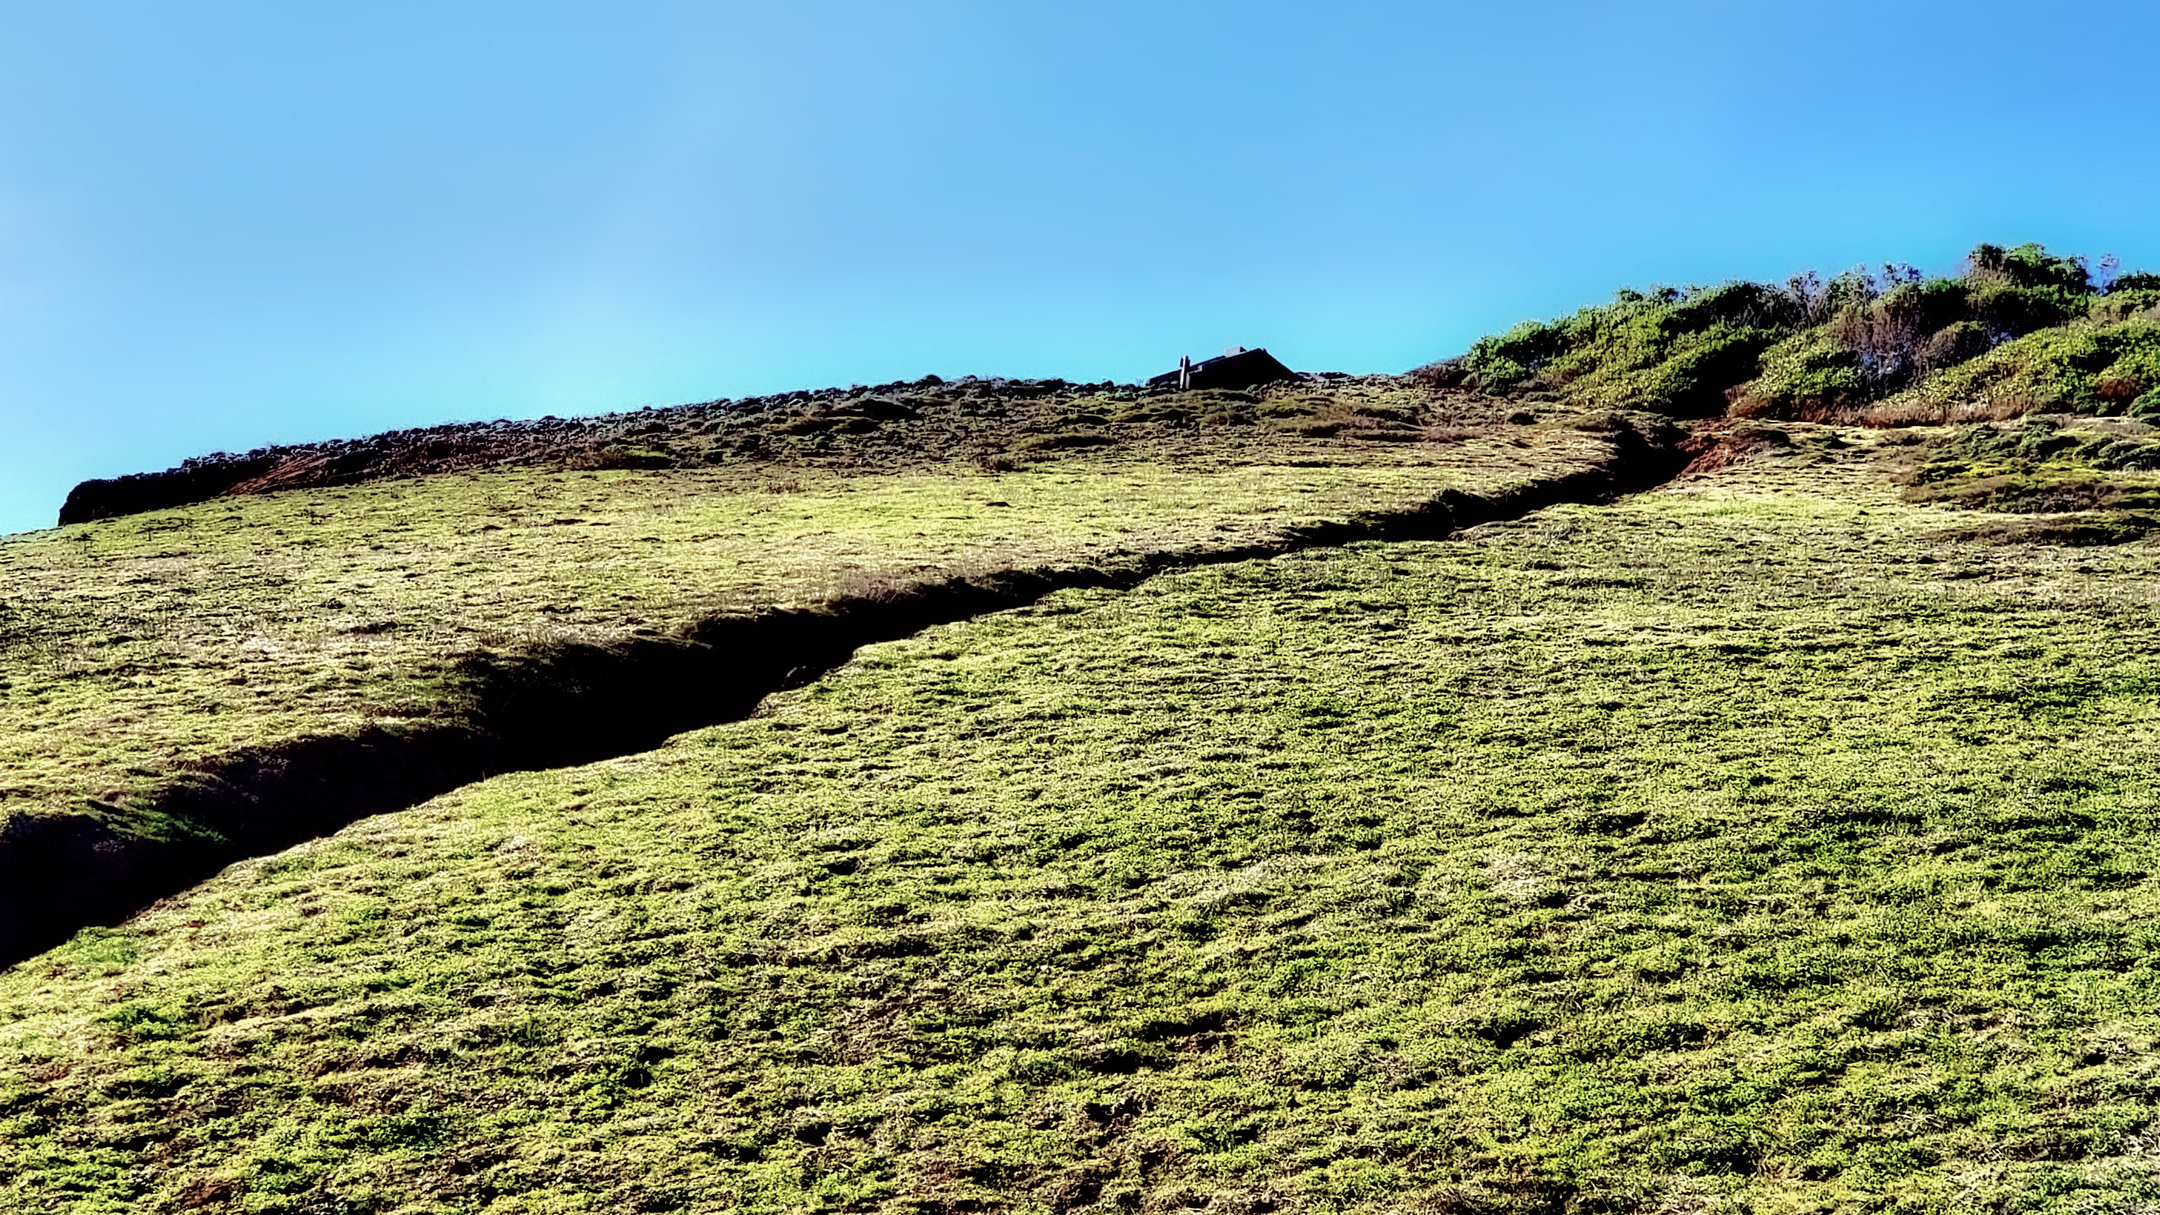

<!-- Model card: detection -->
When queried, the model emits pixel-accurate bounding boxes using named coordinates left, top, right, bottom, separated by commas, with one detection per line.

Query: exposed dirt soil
left=1674, top=419, right=1794, bottom=478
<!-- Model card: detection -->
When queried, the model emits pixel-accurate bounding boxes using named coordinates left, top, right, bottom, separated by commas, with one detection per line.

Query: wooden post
left=1178, top=355, right=1191, bottom=391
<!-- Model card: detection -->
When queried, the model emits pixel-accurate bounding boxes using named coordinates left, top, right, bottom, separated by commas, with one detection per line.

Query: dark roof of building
left=1146, top=347, right=1298, bottom=390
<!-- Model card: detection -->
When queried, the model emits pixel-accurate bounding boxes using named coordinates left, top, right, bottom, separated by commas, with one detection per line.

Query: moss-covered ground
left=1899, top=416, right=2160, bottom=515
left=0, top=419, right=1599, bottom=847
left=10, top=429, right=2160, bottom=1212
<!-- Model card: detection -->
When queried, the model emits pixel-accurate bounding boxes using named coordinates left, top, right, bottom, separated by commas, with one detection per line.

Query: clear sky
left=3, top=1, right=2155, bottom=534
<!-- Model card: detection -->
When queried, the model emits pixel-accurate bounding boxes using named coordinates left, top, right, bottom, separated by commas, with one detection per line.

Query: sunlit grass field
left=10, top=431, right=2160, bottom=1212
left=0, top=426, right=1599, bottom=846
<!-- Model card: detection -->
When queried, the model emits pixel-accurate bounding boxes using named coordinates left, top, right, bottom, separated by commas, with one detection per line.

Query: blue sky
left=2, top=1, right=2155, bottom=534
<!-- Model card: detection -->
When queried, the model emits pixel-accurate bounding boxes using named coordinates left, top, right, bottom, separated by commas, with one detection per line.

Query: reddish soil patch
left=1676, top=420, right=1789, bottom=477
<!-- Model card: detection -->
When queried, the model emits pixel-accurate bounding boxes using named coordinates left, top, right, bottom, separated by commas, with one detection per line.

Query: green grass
left=12, top=433, right=2160, bottom=1211
left=0, top=424, right=1603, bottom=846
left=1899, top=417, right=2160, bottom=513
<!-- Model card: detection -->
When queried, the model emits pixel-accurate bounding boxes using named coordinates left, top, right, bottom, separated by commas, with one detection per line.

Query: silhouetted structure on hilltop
left=1147, top=347, right=1297, bottom=391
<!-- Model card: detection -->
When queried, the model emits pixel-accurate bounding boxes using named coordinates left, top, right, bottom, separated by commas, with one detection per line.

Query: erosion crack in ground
left=0, top=416, right=1682, bottom=967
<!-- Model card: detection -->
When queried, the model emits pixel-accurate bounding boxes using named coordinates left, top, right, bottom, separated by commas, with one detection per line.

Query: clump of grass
left=1931, top=511, right=2160, bottom=546
left=566, top=444, right=678, bottom=471
left=1902, top=416, right=2160, bottom=512
left=1010, top=431, right=1115, bottom=454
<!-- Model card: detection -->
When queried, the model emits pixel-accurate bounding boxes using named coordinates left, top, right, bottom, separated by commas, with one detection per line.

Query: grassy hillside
left=0, top=378, right=1671, bottom=964
left=19, top=243, right=2160, bottom=1213
left=11, top=431, right=2160, bottom=1211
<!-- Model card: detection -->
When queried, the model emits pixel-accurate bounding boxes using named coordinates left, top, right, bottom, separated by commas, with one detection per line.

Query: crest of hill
left=56, top=372, right=1509, bottom=525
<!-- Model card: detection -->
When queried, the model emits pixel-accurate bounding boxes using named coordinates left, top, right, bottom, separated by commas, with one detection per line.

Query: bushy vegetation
left=1885, top=322, right=2160, bottom=420
left=12, top=435, right=2160, bottom=1211
left=1451, top=281, right=1797, bottom=416
left=1445, top=242, right=2160, bottom=425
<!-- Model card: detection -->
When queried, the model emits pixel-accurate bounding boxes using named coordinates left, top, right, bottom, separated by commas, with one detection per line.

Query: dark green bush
left=1733, top=332, right=1867, bottom=417
left=2091, top=288, right=2160, bottom=323
left=1461, top=283, right=1797, bottom=415
left=1967, top=279, right=2089, bottom=341
left=1920, top=321, right=1991, bottom=369
left=1896, top=321, right=2160, bottom=415
left=1966, top=242, right=2093, bottom=294
left=1462, top=319, right=1568, bottom=393
left=1611, top=325, right=1785, bottom=415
